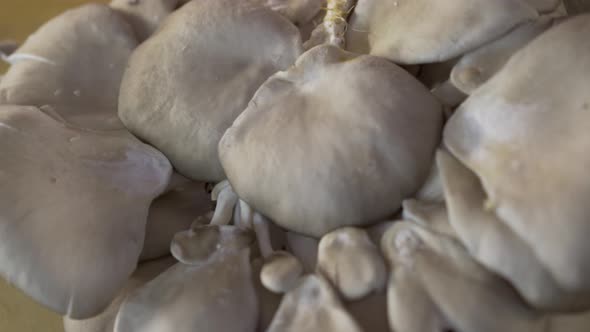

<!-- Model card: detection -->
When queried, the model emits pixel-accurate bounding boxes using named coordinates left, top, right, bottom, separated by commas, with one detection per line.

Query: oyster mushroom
left=451, top=17, right=555, bottom=94
left=63, top=256, right=176, bottom=332
left=219, top=43, right=443, bottom=237
left=260, top=250, right=304, bottom=293
left=140, top=180, right=212, bottom=261
left=110, top=0, right=182, bottom=41
left=317, top=227, right=386, bottom=301
left=114, top=225, right=257, bottom=332
left=0, top=4, right=137, bottom=131
left=267, top=274, right=363, bottom=332
left=346, top=0, right=537, bottom=64
left=118, top=0, right=302, bottom=181
left=443, top=14, right=590, bottom=311
left=0, top=105, right=171, bottom=318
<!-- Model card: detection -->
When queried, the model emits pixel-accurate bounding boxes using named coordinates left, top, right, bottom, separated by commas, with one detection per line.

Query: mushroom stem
left=238, top=199, right=254, bottom=229
left=210, top=180, right=238, bottom=225
left=303, top=0, right=356, bottom=49
left=253, top=212, right=274, bottom=259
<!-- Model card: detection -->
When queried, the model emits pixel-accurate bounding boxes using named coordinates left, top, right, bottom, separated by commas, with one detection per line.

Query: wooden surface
left=0, top=2, right=110, bottom=331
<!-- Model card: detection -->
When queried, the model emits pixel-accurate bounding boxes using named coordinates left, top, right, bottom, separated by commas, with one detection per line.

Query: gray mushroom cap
left=0, top=105, right=171, bottom=319
left=118, top=0, right=302, bottom=181
left=267, top=274, right=363, bottom=332
left=346, top=0, right=537, bottom=64
left=317, top=227, right=387, bottom=301
left=443, top=14, right=590, bottom=311
left=219, top=44, right=443, bottom=237
left=0, top=4, right=137, bottom=131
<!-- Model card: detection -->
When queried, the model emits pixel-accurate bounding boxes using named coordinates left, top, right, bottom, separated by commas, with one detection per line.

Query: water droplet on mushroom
left=73, top=90, right=81, bottom=97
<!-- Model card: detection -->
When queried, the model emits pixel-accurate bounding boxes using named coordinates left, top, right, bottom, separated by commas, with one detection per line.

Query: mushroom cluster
left=1, top=0, right=590, bottom=331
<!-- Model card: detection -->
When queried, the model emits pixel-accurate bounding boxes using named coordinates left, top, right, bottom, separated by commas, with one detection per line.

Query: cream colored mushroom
left=140, top=180, right=212, bottom=261
left=346, top=0, right=537, bottom=64
left=451, top=17, right=555, bottom=94
left=267, top=274, right=364, bottom=332
left=114, top=225, right=257, bottom=332
left=110, top=0, right=181, bottom=41
left=260, top=250, right=304, bottom=293
left=118, top=0, right=302, bottom=181
left=443, top=14, right=590, bottom=311
left=317, top=227, right=386, bottom=301
left=0, top=105, right=171, bottom=318
left=0, top=4, right=137, bottom=131
left=63, top=256, right=176, bottom=332
left=219, top=43, right=443, bottom=237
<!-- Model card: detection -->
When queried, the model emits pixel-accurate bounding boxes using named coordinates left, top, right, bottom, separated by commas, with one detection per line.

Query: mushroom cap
left=266, top=0, right=324, bottom=25
left=219, top=44, right=443, bottom=237
left=252, top=257, right=283, bottom=331
left=170, top=224, right=254, bottom=265
left=345, top=0, right=537, bottom=64
left=118, top=0, right=302, bottom=181
left=451, top=17, right=554, bottom=94
left=63, top=256, right=176, bottom=332
left=0, top=4, right=137, bottom=131
left=140, top=180, right=212, bottom=261
left=0, top=105, right=171, bottom=318
left=267, top=274, right=363, bottom=332
left=317, top=227, right=387, bottom=301
left=260, top=250, right=304, bottom=293
left=110, top=0, right=180, bottom=41
left=443, top=14, right=590, bottom=310
left=114, top=248, right=257, bottom=332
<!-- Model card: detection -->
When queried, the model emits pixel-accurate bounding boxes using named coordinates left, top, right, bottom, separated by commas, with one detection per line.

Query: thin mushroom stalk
left=304, top=0, right=357, bottom=49
left=210, top=180, right=239, bottom=225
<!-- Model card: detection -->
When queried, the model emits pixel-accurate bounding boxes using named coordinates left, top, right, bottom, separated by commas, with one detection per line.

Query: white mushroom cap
left=110, top=0, right=181, bottom=41
left=346, top=0, right=537, bottom=64
left=251, top=257, right=283, bottom=331
left=63, top=256, right=176, bottom=332
left=219, top=44, right=442, bottom=237
left=140, top=180, right=212, bottom=261
left=443, top=14, right=590, bottom=310
left=267, top=274, right=363, bottom=332
left=0, top=105, right=171, bottom=318
left=451, top=17, right=554, bottom=94
left=260, top=250, right=304, bottom=293
left=114, top=247, right=257, bottom=332
left=317, top=227, right=387, bottom=301
left=118, top=0, right=302, bottom=181
left=0, top=4, right=137, bottom=131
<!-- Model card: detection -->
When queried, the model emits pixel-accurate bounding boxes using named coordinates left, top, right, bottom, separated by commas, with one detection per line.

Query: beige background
left=0, top=1, right=108, bottom=331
